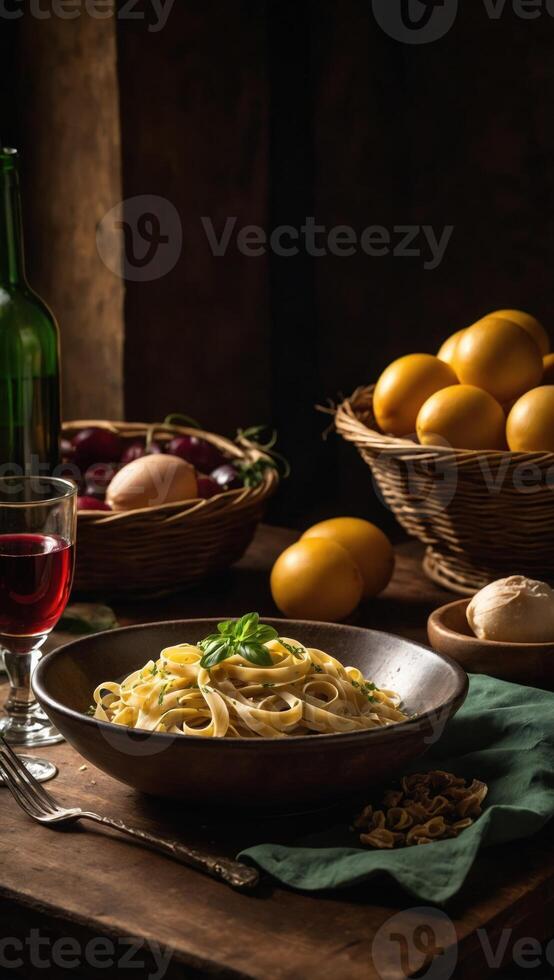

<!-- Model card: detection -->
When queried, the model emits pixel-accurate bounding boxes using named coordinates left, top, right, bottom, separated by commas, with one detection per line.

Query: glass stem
left=3, top=648, right=42, bottom=729
left=0, top=641, right=63, bottom=746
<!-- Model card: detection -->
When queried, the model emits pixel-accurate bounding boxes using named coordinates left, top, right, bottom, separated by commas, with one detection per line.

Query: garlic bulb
left=467, top=575, right=554, bottom=643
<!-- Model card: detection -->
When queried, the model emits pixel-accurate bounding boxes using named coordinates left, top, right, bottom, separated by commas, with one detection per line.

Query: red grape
left=167, top=435, right=225, bottom=474
left=120, top=439, right=163, bottom=466
left=72, top=428, right=123, bottom=471
left=77, top=496, right=112, bottom=512
left=120, top=440, right=145, bottom=465
left=60, top=437, right=74, bottom=461
left=56, top=461, right=84, bottom=493
left=211, top=464, right=243, bottom=489
left=85, top=462, right=118, bottom=497
left=197, top=475, right=220, bottom=499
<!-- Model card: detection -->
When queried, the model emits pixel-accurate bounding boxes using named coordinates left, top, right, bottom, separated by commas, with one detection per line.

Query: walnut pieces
left=355, top=771, right=488, bottom=849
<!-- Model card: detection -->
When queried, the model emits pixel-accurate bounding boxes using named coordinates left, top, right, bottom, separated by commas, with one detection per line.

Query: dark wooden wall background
left=2, top=0, right=554, bottom=531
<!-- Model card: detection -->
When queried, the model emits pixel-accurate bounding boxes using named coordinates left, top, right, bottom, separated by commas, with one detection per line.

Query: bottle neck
left=0, top=151, right=26, bottom=287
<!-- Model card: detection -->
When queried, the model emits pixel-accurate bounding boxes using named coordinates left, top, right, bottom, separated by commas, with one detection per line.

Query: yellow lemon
left=506, top=386, right=554, bottom=452
left=492, top=309, right=550, bottom=356
left=454, top=316, right=543, bottom=404
left=302, top=517, right=394, bottom=598
left=416, top=384, right=506, bottom=450
left=437, top=328, right=466, bottom=367
left=373, top=354, right=457, bottom=437
left=543, top=353, right=554, bottom=384
left=270, top=538, right=363, bottom=622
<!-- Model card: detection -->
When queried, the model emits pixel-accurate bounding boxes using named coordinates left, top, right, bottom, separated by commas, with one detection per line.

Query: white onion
left=467, top=575, right=554, bottom=643
left=106, top=454, right=197, bottom=511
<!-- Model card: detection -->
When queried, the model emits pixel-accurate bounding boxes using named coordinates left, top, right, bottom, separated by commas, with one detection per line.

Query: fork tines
left=0, top=737, right=58, bottom=817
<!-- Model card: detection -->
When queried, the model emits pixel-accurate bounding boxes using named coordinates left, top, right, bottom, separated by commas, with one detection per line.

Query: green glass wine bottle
left=0, top=147, right=60, bottom=475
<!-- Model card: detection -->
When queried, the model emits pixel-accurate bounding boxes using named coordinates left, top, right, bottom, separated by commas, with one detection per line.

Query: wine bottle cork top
left=0, top=148, right=18, bottom=172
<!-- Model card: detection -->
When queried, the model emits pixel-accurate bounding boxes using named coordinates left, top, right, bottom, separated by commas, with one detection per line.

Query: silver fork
left=0, top=738, right=259, bottom=892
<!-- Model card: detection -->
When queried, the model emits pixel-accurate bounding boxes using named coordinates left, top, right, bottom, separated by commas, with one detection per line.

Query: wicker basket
left=335, top=387, right=554, bottom=595
left=63, top=420, right=278, bottom=597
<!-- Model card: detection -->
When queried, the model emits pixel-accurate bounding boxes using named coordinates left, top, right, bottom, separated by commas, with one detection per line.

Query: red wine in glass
left=0, top=533, right=74, bottom=638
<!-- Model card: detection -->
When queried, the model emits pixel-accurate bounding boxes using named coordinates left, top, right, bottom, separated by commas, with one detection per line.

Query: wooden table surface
left=2, top=525, right=554, bottom=980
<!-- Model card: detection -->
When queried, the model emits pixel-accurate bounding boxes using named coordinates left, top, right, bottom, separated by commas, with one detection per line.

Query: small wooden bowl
left=428, top=599, right=554, bottom=689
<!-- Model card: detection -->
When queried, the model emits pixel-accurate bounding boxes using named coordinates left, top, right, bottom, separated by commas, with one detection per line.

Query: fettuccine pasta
left=92, top=637, right=408, bottom=738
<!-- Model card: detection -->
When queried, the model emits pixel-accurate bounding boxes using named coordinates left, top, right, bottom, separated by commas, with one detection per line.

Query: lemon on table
left=454, top=316, right=543, bottom=404
left=270, top=538, right=363, bottom=622
left=416, top=384, right=506, bottom=450
left=302, top=517, right=394, bottom=598
left=437, top=328, right=466, bottom=368
left=492, top=309, right=550, bottom=356
left=373, top=354, right=457, bottom=437
left=543, top=353, right=554, bottom=384
left=506, top=386, right=554, bottom=452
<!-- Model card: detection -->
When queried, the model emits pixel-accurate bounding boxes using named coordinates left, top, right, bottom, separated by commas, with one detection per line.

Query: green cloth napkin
left=239, top=674, right=554, bottom=904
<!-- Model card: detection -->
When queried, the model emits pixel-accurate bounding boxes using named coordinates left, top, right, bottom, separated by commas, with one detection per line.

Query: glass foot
left=0, top=705, right=64, bottom=747
left=0, top=754, right=58, bottom=784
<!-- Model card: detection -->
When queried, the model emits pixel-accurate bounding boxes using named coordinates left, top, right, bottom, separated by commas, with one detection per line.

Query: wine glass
left=0, top=477, right=76, bottom=759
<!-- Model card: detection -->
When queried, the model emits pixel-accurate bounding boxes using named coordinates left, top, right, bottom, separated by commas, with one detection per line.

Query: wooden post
left=19, top=7, right=124, bottom=421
